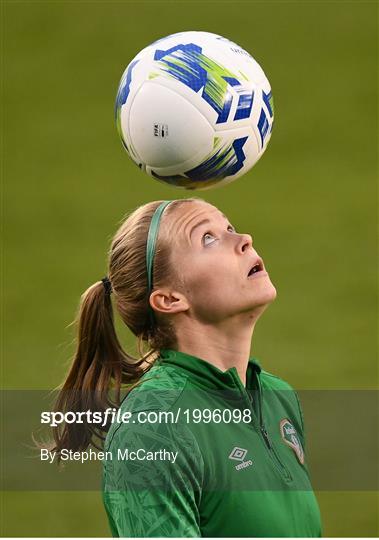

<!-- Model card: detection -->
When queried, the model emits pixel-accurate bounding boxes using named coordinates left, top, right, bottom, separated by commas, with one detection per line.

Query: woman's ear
left=149, top=289, right=190, bottom=315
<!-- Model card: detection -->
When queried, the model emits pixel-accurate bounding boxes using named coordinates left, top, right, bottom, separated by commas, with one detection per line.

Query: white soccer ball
left=115, top=31, right=274, bottom=190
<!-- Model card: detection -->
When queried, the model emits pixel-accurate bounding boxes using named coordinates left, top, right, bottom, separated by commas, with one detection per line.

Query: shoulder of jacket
left=259, top=369, right=305, bottom=442
left=260, top=368, right=295, bottom=392
left=120, top=364, right=189, bottom=414
left=104, top=366, right=190, bottom=451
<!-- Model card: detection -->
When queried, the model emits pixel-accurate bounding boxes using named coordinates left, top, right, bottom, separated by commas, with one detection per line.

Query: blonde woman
left=52, top=198, right=322, bottom=537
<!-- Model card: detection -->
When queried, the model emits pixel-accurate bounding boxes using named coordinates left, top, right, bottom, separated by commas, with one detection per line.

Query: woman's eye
left=202, top=226, right=235, bottom=245
left=202, top=232, right=216, bottom=245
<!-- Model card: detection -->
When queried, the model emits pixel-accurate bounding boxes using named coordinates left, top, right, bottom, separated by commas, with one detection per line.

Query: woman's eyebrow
left=189, top=214, right=233, bottom=241
left=189, top=219, right=210, bottom=241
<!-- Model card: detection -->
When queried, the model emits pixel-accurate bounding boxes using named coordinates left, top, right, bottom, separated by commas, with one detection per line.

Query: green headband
left=146, top=200, right=173, bottom=326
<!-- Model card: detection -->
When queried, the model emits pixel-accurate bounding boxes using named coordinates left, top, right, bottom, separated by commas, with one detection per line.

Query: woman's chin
left=266, top=283, right=277, bottom=303
left=250, top=283, right=277, bottom=310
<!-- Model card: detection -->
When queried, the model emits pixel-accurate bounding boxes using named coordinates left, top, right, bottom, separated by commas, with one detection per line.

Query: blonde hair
left=48, top=198, right=201, bottom=459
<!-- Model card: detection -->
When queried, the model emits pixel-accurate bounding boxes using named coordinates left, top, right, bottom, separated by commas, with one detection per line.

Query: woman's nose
left=236, top=233, right=253, bottom=253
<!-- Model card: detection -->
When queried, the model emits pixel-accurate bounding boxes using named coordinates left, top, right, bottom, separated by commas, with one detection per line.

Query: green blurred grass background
left=2, top=0, right=377, bottom=536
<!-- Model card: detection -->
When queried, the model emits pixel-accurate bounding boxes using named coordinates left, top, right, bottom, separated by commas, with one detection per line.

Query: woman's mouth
left=247, top=259, right=267, bottom=279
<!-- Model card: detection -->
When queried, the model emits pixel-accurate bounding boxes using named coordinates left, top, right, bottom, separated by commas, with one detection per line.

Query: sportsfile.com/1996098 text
left=41, top=407, right=252, bottom=427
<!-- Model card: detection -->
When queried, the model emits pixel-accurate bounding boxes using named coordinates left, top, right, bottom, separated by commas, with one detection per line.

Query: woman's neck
left=175, top=313, right=259, bottom=387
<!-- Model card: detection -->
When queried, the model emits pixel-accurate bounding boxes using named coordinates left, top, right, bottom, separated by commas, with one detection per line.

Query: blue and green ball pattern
left=151, top=136, right=248, bottom=189
left=153, top=43, right=254, bottom=124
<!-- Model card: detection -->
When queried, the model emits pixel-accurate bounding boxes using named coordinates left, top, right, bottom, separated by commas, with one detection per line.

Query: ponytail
left=49, top=280, right=150, bottom=461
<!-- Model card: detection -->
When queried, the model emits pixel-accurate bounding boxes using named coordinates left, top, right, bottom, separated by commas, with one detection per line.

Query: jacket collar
left=158, top=348, right=261, bottom=392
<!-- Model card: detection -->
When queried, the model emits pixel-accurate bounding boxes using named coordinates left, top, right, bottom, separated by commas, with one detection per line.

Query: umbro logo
left=229, top=446, right=253, bottom=471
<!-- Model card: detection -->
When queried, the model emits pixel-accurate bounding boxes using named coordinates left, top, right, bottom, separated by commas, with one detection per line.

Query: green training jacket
left=102, top=348, right=322, bottom=537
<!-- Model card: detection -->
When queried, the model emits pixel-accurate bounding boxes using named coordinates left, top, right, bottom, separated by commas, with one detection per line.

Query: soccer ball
left=115, top=31, right=274, bottom=190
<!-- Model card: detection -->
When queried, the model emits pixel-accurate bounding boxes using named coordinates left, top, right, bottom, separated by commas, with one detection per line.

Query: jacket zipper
left=254, top=373, right=293, bottom=481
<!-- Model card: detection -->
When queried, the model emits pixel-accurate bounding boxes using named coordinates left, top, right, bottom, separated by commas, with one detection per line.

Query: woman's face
left=166, top=200, right=277, bottom=324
